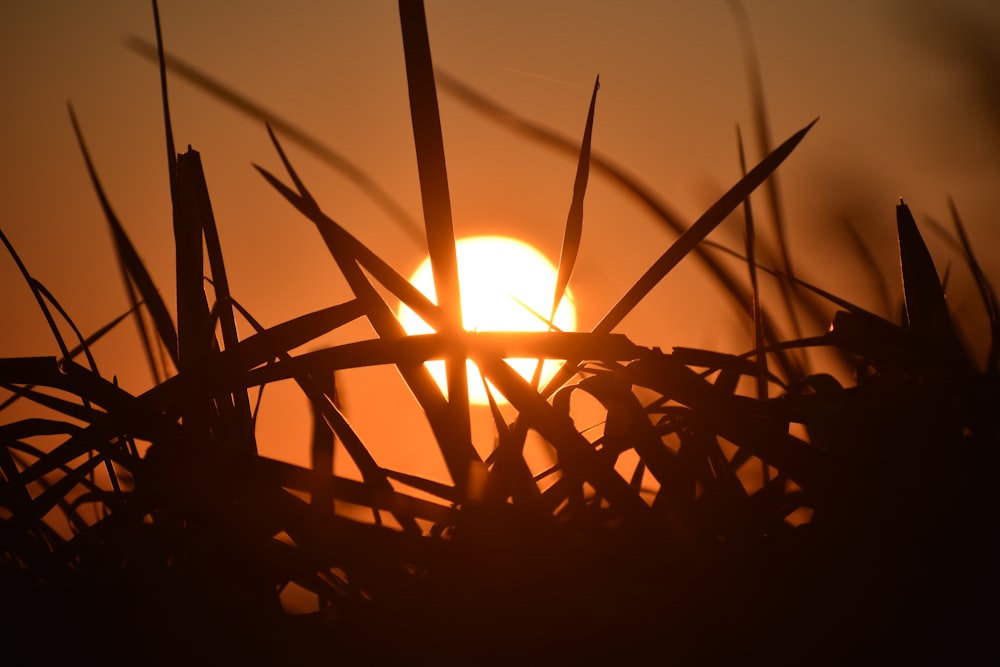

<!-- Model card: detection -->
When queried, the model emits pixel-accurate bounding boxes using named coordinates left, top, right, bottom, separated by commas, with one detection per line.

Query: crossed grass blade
left=224, top=296, right=420, bottom=533
left=0, top=229, right=74, bottom=364
left=0, top=419, right=84, bottom=515
left=624, top=350, right=822, bottom=493
left=470, top=353, right=650, bottom=520
left=240, top=332, right=638, bottom=399
left=254, top=129, right=482, bottom=492
left=174, top=147, right=257, bottom=456
left=0, top=306, right=135, bottom=413
left=553, top=374, right=681, bottom=504
left=253, top=456, right=457, bottom=526
left=196, top=163, right=257, bottom=456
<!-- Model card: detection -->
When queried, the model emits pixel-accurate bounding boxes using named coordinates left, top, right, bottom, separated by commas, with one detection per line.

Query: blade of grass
left=28, top=279, right=99, bottom=376
left=736, top=125, right=767, bottom=401
left=472, top=352, right=650, bottom=520
left=624, top=349, right=822, bottom=492
left=896, top=199, right=967, bottom=371
left=68, top=104, right=179, bottom=372
left=309, top=383, right=335, bottom=513
left=839, top=216, right=894, bottom=318
left=596, top=118, right=817, bottom=335
left=550, top=75, right=598, bottom=322
left=201, top=224, right=256, bottom=455
left=242, top=332, right=640, bottom=387
left=179, top=146, right=257, bottom=455
left=173, top=147, right=217, bottom=441
left=151, top=0, right=176, bottom=198
left=0, top=229, right=72, bottom=361
left=727, top=0, right=804, bottom=347
left=946, top=197, right=999, bottom=372
left=398, top=0, right=470, bottom=469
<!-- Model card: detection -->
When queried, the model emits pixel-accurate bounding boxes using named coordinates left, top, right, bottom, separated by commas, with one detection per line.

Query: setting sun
left=397, top=235, right=576, bottom=404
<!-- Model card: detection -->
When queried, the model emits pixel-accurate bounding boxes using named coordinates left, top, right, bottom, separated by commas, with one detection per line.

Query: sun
left=397, top=236, right=577, bottom=405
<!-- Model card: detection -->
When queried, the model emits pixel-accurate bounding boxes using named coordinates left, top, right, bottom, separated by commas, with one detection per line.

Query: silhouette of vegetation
left=2, top=1, right=997, bottom=663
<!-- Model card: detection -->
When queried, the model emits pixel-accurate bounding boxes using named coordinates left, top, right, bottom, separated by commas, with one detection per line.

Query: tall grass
left=2, top=0, right=997, bottom=663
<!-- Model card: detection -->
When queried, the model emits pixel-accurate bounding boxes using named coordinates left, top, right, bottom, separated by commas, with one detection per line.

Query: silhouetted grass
left=2, top=0, right=997, bottom=664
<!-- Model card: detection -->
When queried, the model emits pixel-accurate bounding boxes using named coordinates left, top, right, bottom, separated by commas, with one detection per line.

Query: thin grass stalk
left=398, top=0, right=471, bottom=487
left=0, top=229, right=73, bottom=363
left=946, top=197, right=1000, bottom=372
left=68, top=105, right=179, bottom=373
left=151, top=0, right=177, bottom=198
left=550, top=75, right=598, bottom=322
left=840, top=216, right=894, bottom=317
left=736, top=125, right=768, bottom=402
left=173, top=148, right=217, bottom=442
left=727, top=0, right=805, bottom=348
left=188, top=148, right=257, bottom=455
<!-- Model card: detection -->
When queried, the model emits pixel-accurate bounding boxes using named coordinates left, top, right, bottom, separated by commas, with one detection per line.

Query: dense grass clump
left=2, top=2, right=997, bottom=664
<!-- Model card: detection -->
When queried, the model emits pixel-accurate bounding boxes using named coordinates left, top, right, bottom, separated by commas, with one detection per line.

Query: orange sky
left=3, top=1, right=999, bottom=474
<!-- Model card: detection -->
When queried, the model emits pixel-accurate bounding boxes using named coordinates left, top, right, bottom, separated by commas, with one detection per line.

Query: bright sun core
left=397, top=235, right=577, bottom=405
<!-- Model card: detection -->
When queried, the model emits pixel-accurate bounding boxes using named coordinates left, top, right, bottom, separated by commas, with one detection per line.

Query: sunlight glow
left=397, top=236, right=576, bottom=405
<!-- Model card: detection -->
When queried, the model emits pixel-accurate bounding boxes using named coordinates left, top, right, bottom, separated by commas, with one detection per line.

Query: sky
left=2, top=1, right=999, bottom=474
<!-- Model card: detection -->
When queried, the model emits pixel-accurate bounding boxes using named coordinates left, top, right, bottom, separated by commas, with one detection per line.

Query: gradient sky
left=3, top=1, right=999, bottom=473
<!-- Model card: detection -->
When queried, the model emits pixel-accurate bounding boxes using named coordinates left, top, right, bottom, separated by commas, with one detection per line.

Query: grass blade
left=173, top=148, right=217, bottom=440
left=68, top=105, right=179, bottom=371
left=946, top=197, right=999, bottom=372
left=551, top=75, right=598, bottom=322
left=728, top=0, right=803, bottom=344
left=151, top=0, right=177, bottom=197
left=896, top=199, right=967, bottom=371
left=254, top=137, right=482, bottom=490
left=183, top=146, right=257, bottom=455
left=736, top=125, right=767, bottom=400
left=226, top=298, right=420, bottom=533
left=0, top=229, right=72, bottom=361
left=595, top=118, right=817, bottom=334
left=398, top=0, right=471, bottom=468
